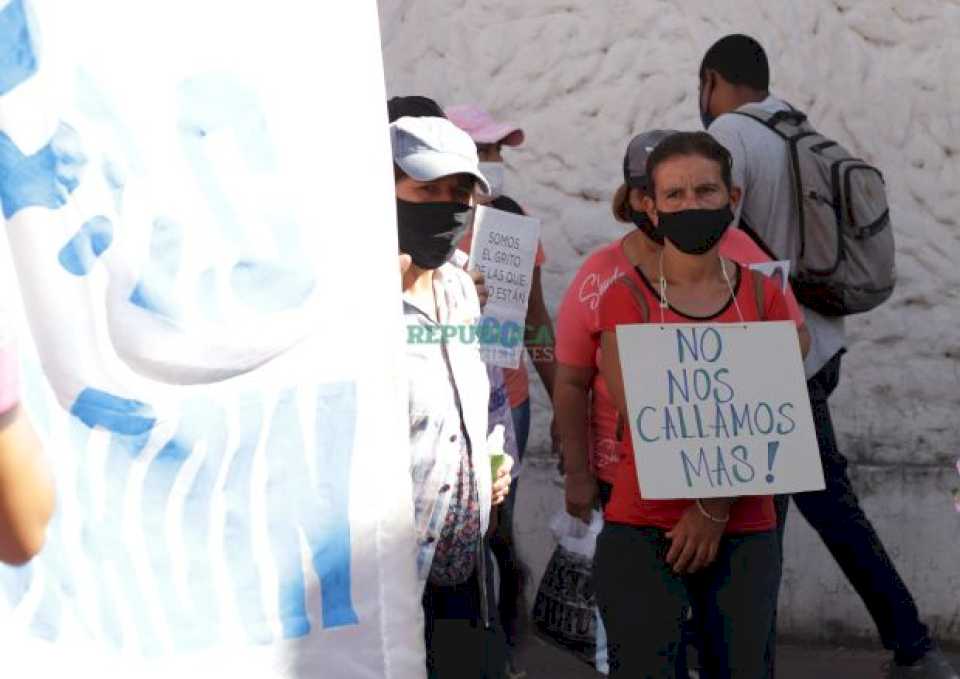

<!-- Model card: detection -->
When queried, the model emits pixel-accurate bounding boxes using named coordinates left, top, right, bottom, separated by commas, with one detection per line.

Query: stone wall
left=379, top=0, right=960, bottom=643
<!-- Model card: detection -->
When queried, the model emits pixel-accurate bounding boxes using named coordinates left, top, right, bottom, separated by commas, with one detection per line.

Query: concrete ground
left=515, top=637, right=960, bottom=678
left=510, top=457, right=960, bottom=678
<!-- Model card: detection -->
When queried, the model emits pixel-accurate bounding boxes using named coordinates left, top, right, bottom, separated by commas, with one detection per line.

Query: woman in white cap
left=387, top=98, right=521, bottom=508
left=391, top=114, right=514, bottom=679
left=446, top=105, right=556, bottom=463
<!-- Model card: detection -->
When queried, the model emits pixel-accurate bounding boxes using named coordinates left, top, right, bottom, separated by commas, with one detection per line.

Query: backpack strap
left=739, top=216, right=781, bottom=261
left=610, top=273, right=650, bottom=324
left=729, top=105, right=808, bottom=142
left=607, top=273, right=651, bottom=442
left=728, top=104, right=814, bottom=255
left=750, top=269, right=767, bottom=320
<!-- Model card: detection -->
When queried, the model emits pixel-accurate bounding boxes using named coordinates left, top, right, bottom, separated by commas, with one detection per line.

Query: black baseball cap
left=623, top=129, right=678, bottom=190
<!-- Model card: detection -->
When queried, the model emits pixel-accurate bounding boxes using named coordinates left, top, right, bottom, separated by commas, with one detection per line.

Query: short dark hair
left=699, top=34, right=769, bottom=92
left=490, top=195, right=525, bottom=216
left=611, top=183, right=632, bottom=223
left=645, top=131, right=733, bottom=194
left=387, top=96, right=446, bottom=123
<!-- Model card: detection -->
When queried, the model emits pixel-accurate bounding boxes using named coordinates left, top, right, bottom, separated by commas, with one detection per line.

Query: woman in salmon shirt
left=557, top=129, right=808, bottom=521
left=593, top=131, right=806, bottom=678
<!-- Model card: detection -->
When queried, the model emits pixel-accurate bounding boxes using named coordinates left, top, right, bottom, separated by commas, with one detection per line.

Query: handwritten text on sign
left=468, top=205, right=541, bottom=369
left=616, top=322, right=824, bottom=499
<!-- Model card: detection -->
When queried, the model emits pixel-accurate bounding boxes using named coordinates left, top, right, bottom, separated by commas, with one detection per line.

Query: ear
left=700, top=69, right=713, bottom=93
left=642, top=194, right=658, bottom=225
left=729, top=186, right=742, bottom=209
left=628, top=188, right=645, bottom=213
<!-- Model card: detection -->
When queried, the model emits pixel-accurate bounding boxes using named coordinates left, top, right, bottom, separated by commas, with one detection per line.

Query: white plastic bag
left=534, top=510, right=609, bottom=673
left=549, top=509, right=604, bottom=559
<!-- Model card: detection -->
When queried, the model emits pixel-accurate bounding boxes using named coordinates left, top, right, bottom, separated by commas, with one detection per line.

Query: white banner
left=467, top=205, right=541, bottom=369
left=0, top=1, right=423, bottom=677
left=616, top=322, right=824, bottom=499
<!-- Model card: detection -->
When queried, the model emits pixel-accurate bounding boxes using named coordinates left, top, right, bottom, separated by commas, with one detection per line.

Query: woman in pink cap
left=445, top=104, right=556, bottom=455
left=447, top=104, right=557, bottom=679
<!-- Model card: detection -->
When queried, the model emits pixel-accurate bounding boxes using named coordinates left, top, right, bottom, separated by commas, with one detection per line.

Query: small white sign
left=468, top=205, right=541, bottom=369
left=616, top=321, right=824, bottom=499
left=749, top=260, right=791, bottom=293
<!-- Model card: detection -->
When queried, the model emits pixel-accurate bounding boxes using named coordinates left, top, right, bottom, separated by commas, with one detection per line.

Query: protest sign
left=616, top=322, right=824, bottom=499
left=0, top=1, right=424, bottom=677
left=467, top=205, right=541, bottom=369
left=749, top=260, right=791, bottom=293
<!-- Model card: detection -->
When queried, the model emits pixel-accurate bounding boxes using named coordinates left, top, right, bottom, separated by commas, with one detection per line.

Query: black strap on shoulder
left=611, top=274, right=650, bottom=324
left=608, top=274, right=649, bottom=443
left=738, top=216, right=781, bottom=261
left=729, top=110, right=789, bottom=142
left=768, top=109, right=807, bottom=126
left=729, top=105, right=808, bottom=141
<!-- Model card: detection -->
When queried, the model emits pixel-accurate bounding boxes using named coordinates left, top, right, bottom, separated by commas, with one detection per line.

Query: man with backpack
left=698, top=34, right=957, bottom=679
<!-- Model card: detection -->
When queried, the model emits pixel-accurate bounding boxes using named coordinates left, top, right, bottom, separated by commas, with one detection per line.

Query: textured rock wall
left=379, top=0, right=960, bottom=643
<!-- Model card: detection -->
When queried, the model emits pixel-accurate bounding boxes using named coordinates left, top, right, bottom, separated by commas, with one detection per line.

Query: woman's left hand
left=665, top=498, right=732, bottom=574
left=491, top=454, right=514, bottom=506
left=469, top=269, right=489, bottom=309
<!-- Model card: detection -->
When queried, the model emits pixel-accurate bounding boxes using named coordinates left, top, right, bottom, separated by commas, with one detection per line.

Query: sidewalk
left=511, top=456, right=959, bottom=678
left=516, top=637, right=960, bottom=678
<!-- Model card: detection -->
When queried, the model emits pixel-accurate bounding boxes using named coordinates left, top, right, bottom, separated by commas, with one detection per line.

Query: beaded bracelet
left=696, top=499, right=730, bottom=524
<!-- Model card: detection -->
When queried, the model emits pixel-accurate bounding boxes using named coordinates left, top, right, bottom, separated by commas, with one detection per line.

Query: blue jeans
left=771, top=352, right=931, bottom=667
left=510, top=398, right=530, bottom=462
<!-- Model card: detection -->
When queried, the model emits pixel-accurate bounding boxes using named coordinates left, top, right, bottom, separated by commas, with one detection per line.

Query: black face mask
left=656, top=206, right=734, bottom=255
left=396, top=199, right=472, bottom=270
left=630, top=208, right=664, bottom=245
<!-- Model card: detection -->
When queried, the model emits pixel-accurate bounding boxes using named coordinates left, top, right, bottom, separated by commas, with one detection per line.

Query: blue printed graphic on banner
left=177, top=74, right=275, bottom=246
left=129, top=217, right=183, bottom=317
left=59, top=215, right=113, bottom=276
left=231, top=260, right=315, bottom=313
left=0, top=123, right=86, bottom=219
left=174, top=73, right=315, bottom=313
left=75, top=68, right=145, bottom=177
left=140, top=397, right=227, bottom=650
left=266, top=384, right=359, bottom=632
left=7, top=382, right=360, bottom=654
left=68, top=391, right=160, bottom=652
left=70, top=388, right=156, bottom=437
left=0, top=0, right=37, bottom=95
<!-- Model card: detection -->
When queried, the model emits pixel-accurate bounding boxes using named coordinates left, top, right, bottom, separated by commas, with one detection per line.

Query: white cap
left=390, top=116, right=491, bottom=195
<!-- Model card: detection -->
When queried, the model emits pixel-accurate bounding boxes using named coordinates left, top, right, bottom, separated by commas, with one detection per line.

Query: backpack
left=731, top=104, right=896, bottom=316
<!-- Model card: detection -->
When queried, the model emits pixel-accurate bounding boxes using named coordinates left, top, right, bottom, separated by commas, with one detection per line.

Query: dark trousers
left=423, top=571, right=507, bottom=679
left=489, top=399, right=532, bottom=651
left=771, top=352, right=931, bottom=666
left=595, top=523, right=780, bottom=679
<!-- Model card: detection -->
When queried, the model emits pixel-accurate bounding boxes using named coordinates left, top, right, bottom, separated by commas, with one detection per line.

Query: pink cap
left=445, top=105, right=525, bottom=147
